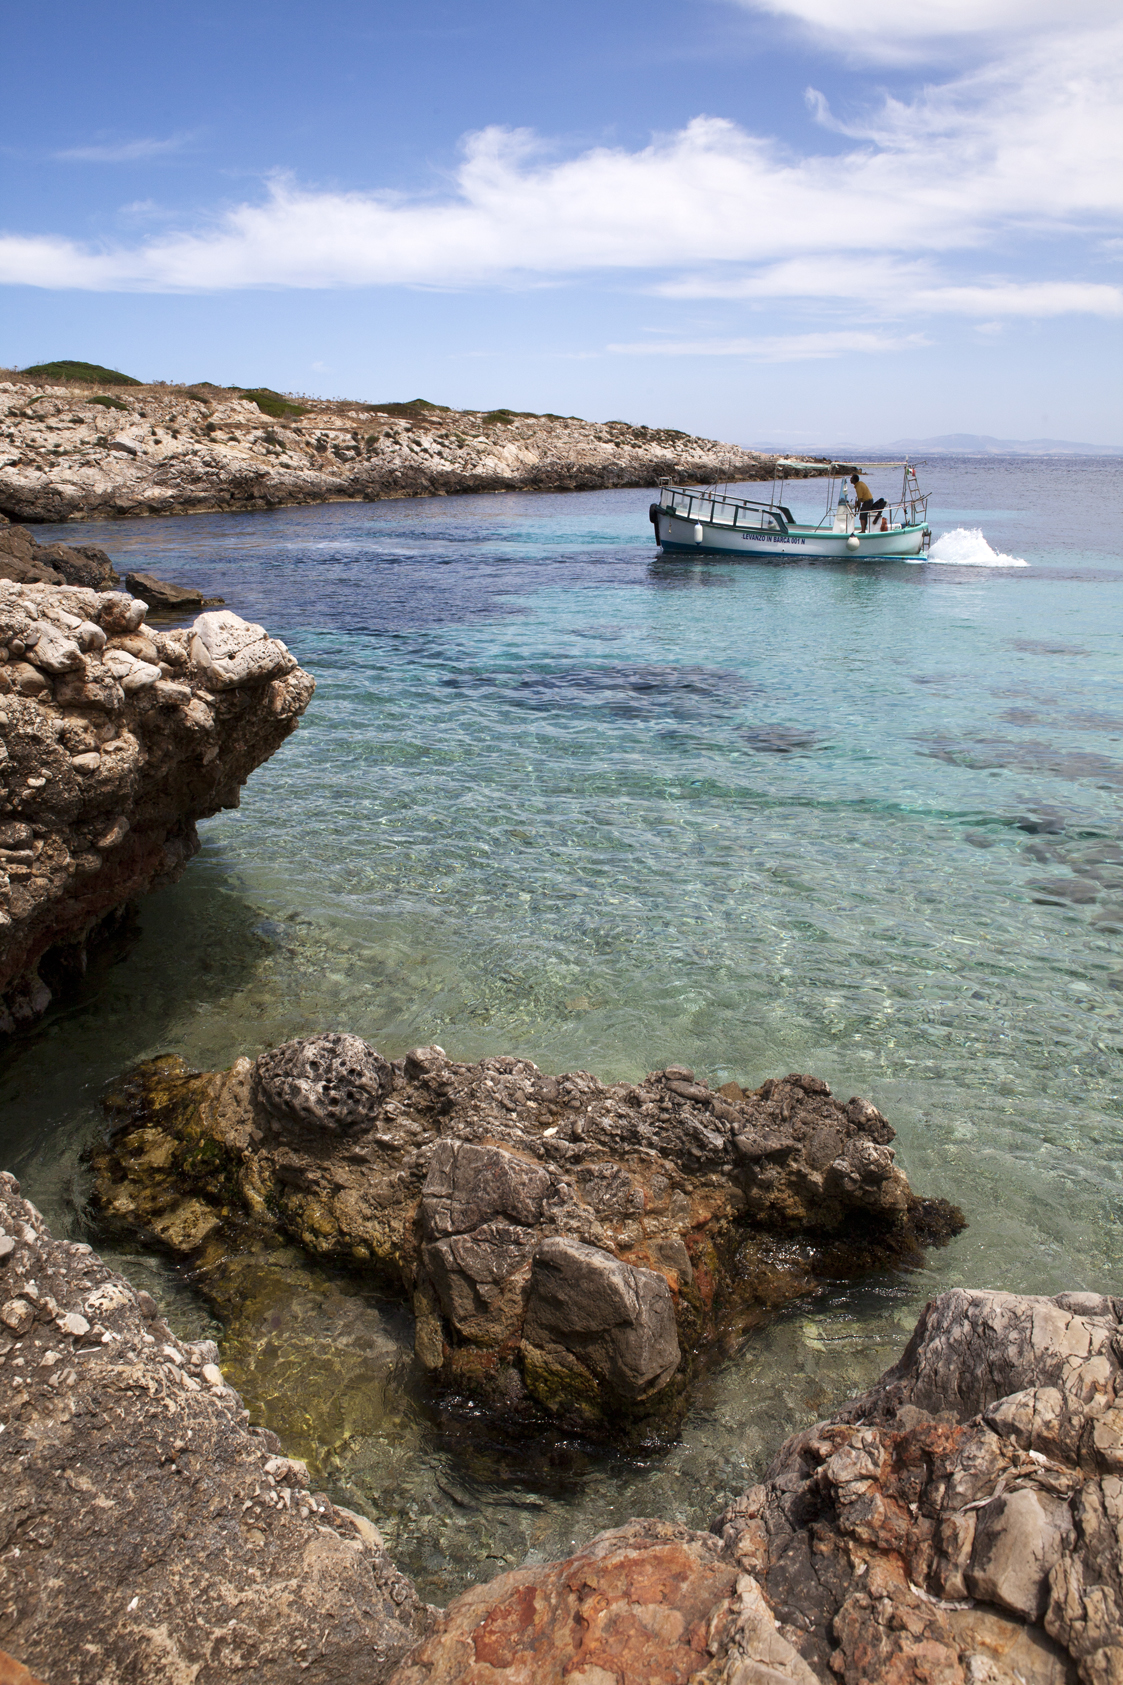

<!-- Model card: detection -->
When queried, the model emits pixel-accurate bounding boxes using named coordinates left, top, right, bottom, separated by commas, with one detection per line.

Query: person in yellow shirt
left=849, top=472, right=886, bottom=531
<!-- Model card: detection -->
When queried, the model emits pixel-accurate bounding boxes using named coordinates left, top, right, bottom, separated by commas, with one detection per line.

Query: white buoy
left=846, top=536, right=860, bottom=551
left=693, top=523, right=704, bottom=544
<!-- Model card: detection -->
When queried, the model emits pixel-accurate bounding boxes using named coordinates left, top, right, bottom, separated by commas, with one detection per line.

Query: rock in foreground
left=0, top=586, right=313, bottom=1029
left=395, top=1287, right=1123, bottom=1685
left=90, top=1036, right=963, bottom=1435
left=2, top=1174, right=1115, bottom=1684
left=0, top=1171, right=429, bottom=1685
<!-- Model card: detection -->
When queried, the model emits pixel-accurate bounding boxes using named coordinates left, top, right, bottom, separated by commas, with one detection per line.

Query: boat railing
left=660, top=485, right=928, bottom=534
left=818, top=492, right=931, bottom=533
left=657, top=486, right=790, bottom=533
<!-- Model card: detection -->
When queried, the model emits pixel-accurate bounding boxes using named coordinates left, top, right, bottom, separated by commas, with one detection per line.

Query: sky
left=1, top=0, right=1121, bottom=447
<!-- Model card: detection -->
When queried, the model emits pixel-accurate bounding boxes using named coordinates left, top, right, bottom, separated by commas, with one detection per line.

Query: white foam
left=925, top=527, right=1027, bottom=567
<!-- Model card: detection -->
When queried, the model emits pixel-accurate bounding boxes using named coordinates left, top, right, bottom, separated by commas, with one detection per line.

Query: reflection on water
left=2, top=459, right=1122, bottom=1599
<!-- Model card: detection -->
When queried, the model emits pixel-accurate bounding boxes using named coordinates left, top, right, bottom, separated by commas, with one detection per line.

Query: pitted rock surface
left=254, top=1033, right=394, bottom=1133
left=0, top=579, right=313, bottom=1030
left=0, top=1172, right=428, bottom=1685
left=90, top=1043, right=963, bottom=1433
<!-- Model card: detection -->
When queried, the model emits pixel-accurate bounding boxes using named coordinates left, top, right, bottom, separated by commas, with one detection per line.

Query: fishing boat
left=649, top=459, right=931, bottom=561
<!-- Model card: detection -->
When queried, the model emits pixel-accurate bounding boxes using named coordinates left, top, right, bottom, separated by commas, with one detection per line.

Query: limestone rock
left=90, top=1047, right=963, bottom=1435
left=0, top=582, right=314, bottom=1030
left=125, top=569, right=224, bottom=611
left=0, top=516, right=120, bottom=589
left=389, top=1520, right=745, bottom=1685
left=0, top=380, right=844, bottom=523
left=254, top=1032, right=394, bottom=1131
left=0, top=1171, right=429, bottom=1685
left=190, top=609, right=297, bottom=689
left=523, top=1236, right=680, bottom=1401
left=715, top=1286, right=1123, bottom=1684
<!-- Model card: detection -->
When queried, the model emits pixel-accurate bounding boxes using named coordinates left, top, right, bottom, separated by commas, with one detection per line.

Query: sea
left=2, top=454, right=1121, bottom=1599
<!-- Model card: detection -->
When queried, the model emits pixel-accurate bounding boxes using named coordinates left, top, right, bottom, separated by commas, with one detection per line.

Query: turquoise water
left=2, top=457, right=1122, bottom=1595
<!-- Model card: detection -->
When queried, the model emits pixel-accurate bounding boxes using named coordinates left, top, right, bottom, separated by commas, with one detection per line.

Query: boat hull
left=654, top=508, right=928, bottom=560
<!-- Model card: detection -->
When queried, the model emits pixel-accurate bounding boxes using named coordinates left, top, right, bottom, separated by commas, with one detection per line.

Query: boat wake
left=925, top=527, right=1027, bottom=567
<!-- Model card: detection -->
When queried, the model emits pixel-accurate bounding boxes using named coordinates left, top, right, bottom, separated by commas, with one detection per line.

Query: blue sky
left=2, top=0, right=1120, bottom=445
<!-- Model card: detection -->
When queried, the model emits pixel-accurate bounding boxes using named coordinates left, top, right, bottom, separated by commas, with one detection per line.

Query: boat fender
left=846, top=535, right=860, bottom=551
left=649, top=503, right=660, bottom=525
left=693, top=523, right=704, bottom=544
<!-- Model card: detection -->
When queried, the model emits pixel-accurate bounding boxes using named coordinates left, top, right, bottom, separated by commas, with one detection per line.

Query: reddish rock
left=0, top=1651, right=48, bottom=1685
left=389, top=1521, right=740, bottom=1685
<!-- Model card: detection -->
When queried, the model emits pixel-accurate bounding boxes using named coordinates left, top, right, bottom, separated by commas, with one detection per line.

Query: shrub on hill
left=237, top=388, right=307, bottom=419
left=19, top=359, right=141, bottom=386
left=368, top=399, right=453, bottom=418
left=89, top=394, right=129, bottom=411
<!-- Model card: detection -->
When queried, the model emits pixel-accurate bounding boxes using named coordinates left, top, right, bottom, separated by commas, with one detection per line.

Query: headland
left=0, top=368, right=832, bottom=524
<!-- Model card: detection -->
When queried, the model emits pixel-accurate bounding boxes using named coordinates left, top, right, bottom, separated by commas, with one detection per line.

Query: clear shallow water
left=3, top=456, right=1122, bottom=1598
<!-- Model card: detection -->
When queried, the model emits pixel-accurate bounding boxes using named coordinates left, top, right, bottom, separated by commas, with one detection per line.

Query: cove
left=1, top=457, right=1121, bottom=1600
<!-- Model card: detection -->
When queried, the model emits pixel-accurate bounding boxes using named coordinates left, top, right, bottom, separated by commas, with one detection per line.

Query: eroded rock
left=89, top=1041, right=963, bottom=1434
left=0, top=582, right=314, bottom=1029
left=391, top=1286, right=1121, bottom=1685
left=0, top=380, right=835, bottom=522
left=254, top=1032, right=395, bottom=1132
left=0, top=1171, right=428, bottom=1685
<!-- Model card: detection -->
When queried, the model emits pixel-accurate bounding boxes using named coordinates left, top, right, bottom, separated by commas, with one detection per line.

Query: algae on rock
left=89, top=1034, right=964, bottom=1439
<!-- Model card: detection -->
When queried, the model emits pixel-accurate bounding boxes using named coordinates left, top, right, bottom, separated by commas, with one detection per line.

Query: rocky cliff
left=0, top=380, right=817, bottom=523
left=88, top=1034, right=963, bottom=1436
left=1, top=1171, right=1117, bottom=1684
left=0, top=576, right=313, bottom=1030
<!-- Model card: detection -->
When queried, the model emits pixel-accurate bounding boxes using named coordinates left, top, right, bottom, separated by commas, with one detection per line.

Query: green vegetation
left=237, top=388, right=307, bottom=419
left=368, top=398, right=452, bottom=418
left=89, top=394, right=129, bottom=411
left=20, top=359, right=141, bottom=386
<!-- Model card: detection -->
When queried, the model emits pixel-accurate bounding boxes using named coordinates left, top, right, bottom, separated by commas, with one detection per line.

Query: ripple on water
left=3, top=461, right=1123, bottom=1599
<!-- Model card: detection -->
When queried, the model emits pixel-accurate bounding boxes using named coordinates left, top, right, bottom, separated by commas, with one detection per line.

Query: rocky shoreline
left=88, top=1034, right=963, bottom=1437
left=0, top=379, right=830, bottom=523
left=0, top=554, right=313, bottom=1030
left=2, top=1170, right=1119, bottom=1683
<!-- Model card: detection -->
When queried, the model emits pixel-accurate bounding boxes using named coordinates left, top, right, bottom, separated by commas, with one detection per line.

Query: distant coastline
left=750, top=430, right=1123, bottom=457
left=0, top=367, right=833, bottom=523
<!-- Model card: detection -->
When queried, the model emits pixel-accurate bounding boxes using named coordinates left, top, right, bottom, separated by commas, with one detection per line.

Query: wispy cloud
left=0, top=17, right=1117, bottom=329
left=608, top=331, right=927, bottom=360
left=730, top=0, right=1120, bottom=63
left=54, top=133, right=196, bottom=164
left=657, top=261, right=1123, bottom=317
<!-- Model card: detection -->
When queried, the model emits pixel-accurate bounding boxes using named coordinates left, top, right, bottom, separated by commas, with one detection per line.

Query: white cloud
left=54, top=134, right=195, bottom=163
left=608, top=330, right=927, bottom=359
left=731, top=0, right=1120, bottom=62
left=658, top=261, right=1123, bottom=317
left=0, top=18, right=1118, bottom=328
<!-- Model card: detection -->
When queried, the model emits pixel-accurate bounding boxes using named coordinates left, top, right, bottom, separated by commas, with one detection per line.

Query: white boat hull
left=654, top=508, right=928, bottom=561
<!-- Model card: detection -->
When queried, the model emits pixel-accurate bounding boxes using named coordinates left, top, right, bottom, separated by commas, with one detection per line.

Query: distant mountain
left=750, top=433, right=1121, bottom=457
left=886, top=433, right=1122, bottom=456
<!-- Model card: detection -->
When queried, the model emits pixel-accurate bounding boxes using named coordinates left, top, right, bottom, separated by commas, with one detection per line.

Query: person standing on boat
left=850, top=472, right=886, bottom=531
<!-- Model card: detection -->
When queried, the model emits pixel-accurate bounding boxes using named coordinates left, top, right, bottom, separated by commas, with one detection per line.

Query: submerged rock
left=0, top=580, right=314, bottom=1030
left=3, top=1173, right=1116, bottom=1684
left=0, top=1171, right=429, bottom=1685
left=89, top=1038, right=964, bottom=1435
left=397, top=1287, right=1123, bottom=1684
